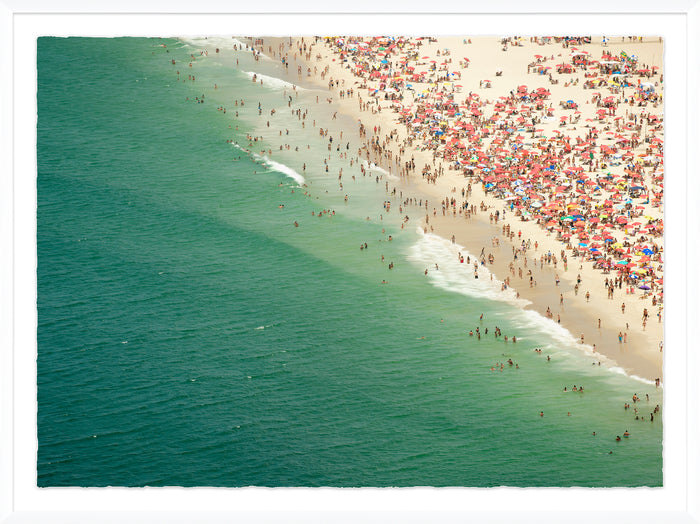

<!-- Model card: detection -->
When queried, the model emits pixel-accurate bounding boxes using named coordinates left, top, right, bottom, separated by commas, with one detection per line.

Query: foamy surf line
left=362, top=161, right=398, bottom=180
left=230, top=143, right=305, bottom=185
left=258, top=156, right=306, bottom=185
left=407, top=229, right=657, bottom=385
left=241, top=71, right=304, bottom=91
left=178, top=37, right=271, bottom=59
left=408, top=229, right=530, bottom=308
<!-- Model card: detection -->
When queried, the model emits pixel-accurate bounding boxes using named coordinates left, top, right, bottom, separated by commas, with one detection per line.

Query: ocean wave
left=362, top=161, right=397, bottom=179
left=407, top=230, right=530, bottom=308
left=407, top=229, right=655, bottom=385
left=230, top=143, right=305, bottom=185
left=255, top=154, right=306, bottom=185
left=257, top=156, right=305, bottom=185
left=178, top=36, right=245, bottom=50
left=178, top=37, right=271, bottom=60
left=178, top=36, right=232, bottom=49
left=608, top=367, right=658, bottom=386
left=241, top=71, right=303, bottom=91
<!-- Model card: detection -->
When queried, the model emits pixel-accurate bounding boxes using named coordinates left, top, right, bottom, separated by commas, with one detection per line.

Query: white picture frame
left=2, top=2, right=697, bottom=523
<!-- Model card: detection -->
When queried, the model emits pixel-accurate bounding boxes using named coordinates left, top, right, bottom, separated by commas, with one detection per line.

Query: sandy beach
left=260, top=37, right=663, bottom=380
left=33, top=35, right=666, bottom=490
left=246, top=35, right=663, bottom=383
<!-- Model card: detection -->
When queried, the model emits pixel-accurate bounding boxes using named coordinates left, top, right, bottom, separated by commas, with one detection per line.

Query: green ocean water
left=36, top=36, right=662, bottom=487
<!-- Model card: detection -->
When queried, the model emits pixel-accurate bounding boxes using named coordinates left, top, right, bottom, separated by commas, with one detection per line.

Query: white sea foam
left=178, top=37, right=271, bottom=60
left=179, top=36, right=244, bottom=50
left=259, top=156, right=305, bottom=185
left=230, top=143, right=305, bottom=185
left=408, top=229, right=653, bottom=385
left=241, top=71, right=303, bottom=91
left=255, top=154, right=305, bottom=185
left=362, top=161, right=393, bottom=176
left=178, top=36, right=232, bottom=49
left=609, top=367, right=658, bottom=386
left=407, top=230, right=530, bottom=308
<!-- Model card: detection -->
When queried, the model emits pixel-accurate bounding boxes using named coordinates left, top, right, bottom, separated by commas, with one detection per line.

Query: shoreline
left=243, top=36, right=663, bottom=383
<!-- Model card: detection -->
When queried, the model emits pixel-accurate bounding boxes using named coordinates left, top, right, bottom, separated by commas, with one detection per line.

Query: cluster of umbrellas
left=324, top=36, right=664, bottom=301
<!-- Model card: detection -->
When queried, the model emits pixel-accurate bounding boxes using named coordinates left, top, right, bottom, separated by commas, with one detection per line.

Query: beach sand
left=252, top=35, right=663, bottom=383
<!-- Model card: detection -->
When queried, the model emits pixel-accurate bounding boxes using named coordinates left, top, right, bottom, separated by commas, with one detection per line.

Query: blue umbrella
left=642, top=248, right=654, bottom=255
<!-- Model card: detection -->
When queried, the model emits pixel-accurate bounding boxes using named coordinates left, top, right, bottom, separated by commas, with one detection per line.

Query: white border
left=2, top=3, right=698, bottom=524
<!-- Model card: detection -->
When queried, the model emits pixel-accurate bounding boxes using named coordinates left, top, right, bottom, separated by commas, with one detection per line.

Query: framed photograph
left=2, top=1, right=698, bottom=523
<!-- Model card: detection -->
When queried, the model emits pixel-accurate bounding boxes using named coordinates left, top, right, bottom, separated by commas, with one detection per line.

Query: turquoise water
left=37, top=37, right=662, bottom=487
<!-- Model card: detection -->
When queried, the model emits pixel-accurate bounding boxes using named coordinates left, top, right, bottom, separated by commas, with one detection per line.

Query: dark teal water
left=37, top=37, right=663, bottom=487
